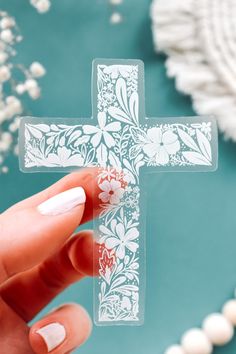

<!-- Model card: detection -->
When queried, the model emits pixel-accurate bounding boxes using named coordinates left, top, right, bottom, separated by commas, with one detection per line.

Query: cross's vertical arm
left=92, top=59, right=146, bottom=325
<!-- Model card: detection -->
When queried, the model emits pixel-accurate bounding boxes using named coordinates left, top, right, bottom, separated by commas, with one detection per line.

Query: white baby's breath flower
left=0, top=11, right=46, bottom=172
left=0, top=29, right=14, bottom=43
left=30, top=62, right=46, bottom=77
left=25, top=79, right=38, bottom=90
left=15, top=83, right=26, bottom=95
left=0, top=66, right=11, bottom=82
left=30, top=0, right=51, bottom=13
left=0, top=17, right=15, bottom=29
left=28, top=86, right=41, bottom=99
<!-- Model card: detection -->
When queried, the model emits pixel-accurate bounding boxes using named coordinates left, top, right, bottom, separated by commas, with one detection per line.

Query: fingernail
left=36, top=322, right=66, bottom=352
left=37, top=187, right=86, bottom=216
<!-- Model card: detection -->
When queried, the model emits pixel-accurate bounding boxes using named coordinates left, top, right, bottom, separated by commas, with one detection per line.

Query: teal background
left=1, top=0, right=236, bottom=353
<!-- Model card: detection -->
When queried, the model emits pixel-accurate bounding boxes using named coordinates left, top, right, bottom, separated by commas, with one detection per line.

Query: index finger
left=4, top=168, right=101, bottom=224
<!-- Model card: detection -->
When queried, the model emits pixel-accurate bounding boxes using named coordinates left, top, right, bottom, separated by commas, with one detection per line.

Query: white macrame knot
left=151, top=0, right=236, bottom=141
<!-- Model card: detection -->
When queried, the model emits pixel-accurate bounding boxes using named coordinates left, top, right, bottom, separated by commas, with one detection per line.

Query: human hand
left=0, top=169, right=100, bottom=354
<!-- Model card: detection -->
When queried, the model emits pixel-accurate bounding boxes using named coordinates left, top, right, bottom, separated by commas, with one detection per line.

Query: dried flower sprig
left=0, top=11, right=46, bottom=173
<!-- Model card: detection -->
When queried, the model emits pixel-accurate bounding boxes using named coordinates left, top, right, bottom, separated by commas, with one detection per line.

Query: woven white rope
left=151, top=0, right=236, bottom=141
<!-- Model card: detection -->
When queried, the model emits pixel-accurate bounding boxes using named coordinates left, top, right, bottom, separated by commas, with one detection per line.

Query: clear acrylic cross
left=19, top=59, right=218, bottom=326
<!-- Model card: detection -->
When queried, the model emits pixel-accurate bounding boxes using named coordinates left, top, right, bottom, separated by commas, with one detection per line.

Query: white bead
left=15, top=83, right=26, bottom=95
left=11, top=100, right=22, bottom=114
left=181, top=328, right=212, bottom=354
left=0, top=141, right=10, bottom=152
left=5, top=96, right=22, bottom=116
left=36, top=0, right=51, bottom=13
left=202, top=313, right=234, bottom=345
left=0, top=52, right=8, bottom=64
left=0, top=17, right=15, bottom=29
left=6, top=95, right=18, bottom=105
left=1, top=29, right=14, bottom=43
left=0, top=65, right=11, bottom=82
left=110, top=12, right=123, bottom=24
left=222, top=300, right=236, bottom=325
left=2, top=166, right=9, bottom=173
left=2, top=132, right=12, bottom=142
left=0, top=110, right=6, bottom=123
left=164, top=345, right=185, bottom=354
left=30, top=61, right=46, bottom=77
left=25, top=79, right=38, bottom=90
left=28, top=86, right=41, bottom=99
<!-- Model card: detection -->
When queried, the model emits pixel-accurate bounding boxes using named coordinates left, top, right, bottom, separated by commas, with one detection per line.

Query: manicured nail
left=38, top=187, right=86, bottom=216
left=36, top=322, right=66, bottom=352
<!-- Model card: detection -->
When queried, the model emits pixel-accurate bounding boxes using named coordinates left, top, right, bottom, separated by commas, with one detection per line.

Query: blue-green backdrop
left=1, top=1, right=236, bottom=353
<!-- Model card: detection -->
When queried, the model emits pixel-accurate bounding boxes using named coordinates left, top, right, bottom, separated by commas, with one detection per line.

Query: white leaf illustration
left=34, top=124, right=50, bottom=132
left=108, top=106, right=131, bottom=124
left=115, top=285, right=139, bottom=295
left=50, top=124, right=59, bottom=131
left=196, top=129, right=212, bottom=161
left=96, top=143, right=107, bottom=167
left=74, top=135, right=89, bottom=147
left=67, top=129, right=82, bottom=145
left=129, top=144, right=142, bottom=160
left=85, top=147, right=95, bottom=165
left=116, top=78, right=129, bottom=114
left=27, top=125, right=43, bottom=139
left=108, top=150, right=122, bottom=170
left=183, top=151, right=211, bottom=165
left=25, top=128, right=30, bottom=141
left=177, top=128, right=199, bottom=151
left=130, top=126, right=148, bottom=144
left=111, top=276, right=126, bottom=289
left=129, top=91, right=139, bottom=125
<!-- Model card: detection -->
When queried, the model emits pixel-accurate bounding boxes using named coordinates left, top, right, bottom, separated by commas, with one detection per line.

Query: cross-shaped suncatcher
left=19, top=59, right=218, bottom=326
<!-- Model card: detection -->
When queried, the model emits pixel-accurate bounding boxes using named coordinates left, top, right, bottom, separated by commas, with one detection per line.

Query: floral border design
left=22, top=62, right=216, bottom=323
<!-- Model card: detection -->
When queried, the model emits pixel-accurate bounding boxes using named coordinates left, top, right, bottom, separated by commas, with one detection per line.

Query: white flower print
left=46, top=147, right=84, bottom=167
left=98, top=179, right=124, bottom=204
left=143, top=127, right=180, bottom=165
left=83, top=111, right=121, bottom=148
left=103, top=65, right=133, bottom=80
left=105, top=222, right=139, bottom=259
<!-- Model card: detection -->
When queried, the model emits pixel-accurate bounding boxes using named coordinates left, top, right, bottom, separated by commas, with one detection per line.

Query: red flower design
left=99, top=247, right=116, bottom=284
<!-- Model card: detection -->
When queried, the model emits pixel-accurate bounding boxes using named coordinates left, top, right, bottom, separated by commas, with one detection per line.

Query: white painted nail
left=36, top=322, right=66, bottom=352
left=37, top=186, right=86, bottom=216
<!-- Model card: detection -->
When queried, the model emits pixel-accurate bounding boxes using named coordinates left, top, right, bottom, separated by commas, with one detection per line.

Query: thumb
left=0, top=187, right=86, bottom=284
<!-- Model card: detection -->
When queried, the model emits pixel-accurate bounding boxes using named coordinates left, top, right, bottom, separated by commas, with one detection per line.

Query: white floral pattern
left=98, top=179, right=124, bottom=204
left=143, top=127, right=180, bottom=165
left=104, top=221, right=139, bottom=259
left=20, top=60, right=218, bottom=324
